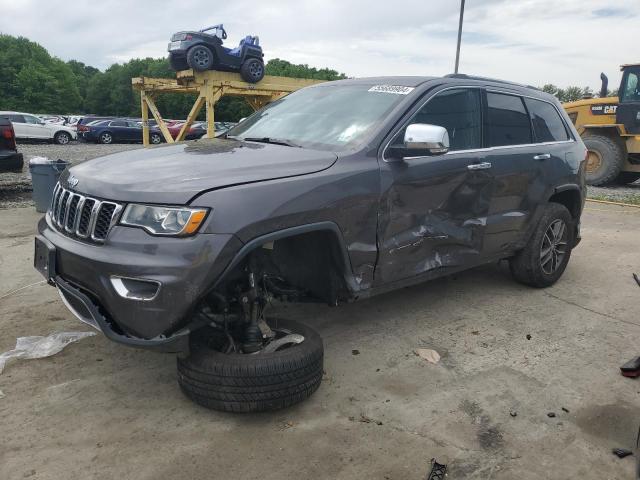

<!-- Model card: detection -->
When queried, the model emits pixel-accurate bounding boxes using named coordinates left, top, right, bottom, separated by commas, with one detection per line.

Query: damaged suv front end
left=36, top=177, right=241, bottom=353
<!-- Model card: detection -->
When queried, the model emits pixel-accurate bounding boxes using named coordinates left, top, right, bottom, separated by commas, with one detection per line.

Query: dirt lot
left=1, top=186, right=639, bottom=477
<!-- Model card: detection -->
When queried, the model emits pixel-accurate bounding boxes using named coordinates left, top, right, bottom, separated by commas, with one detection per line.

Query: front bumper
left=38, top=214, right=242, bottom=352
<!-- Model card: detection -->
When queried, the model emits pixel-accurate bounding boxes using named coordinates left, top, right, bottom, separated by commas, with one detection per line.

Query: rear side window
left=397, top=88, right=482, bottom=151
left=110, top=121, right=127, bottom=127
left=4, top=114, right=25, bottom=123
left=485, top=93, right=532, bottom=147
left=524, top=98, right=569, bottom=142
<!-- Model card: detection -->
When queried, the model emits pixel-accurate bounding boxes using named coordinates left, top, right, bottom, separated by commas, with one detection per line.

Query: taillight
left=2, top=127, right=12, bottom=140
left=185, top=34, right=193, bottom=40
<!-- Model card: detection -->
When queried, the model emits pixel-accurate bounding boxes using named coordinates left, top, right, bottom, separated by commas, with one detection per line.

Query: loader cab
left=617, top=64, right=640, bottom=134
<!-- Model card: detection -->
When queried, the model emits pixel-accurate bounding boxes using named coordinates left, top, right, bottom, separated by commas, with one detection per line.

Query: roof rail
left=444, top=73, right=540, bottom=91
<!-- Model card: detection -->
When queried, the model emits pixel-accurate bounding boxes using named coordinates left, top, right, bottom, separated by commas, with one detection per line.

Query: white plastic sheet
left=27, top=156, right=52, bottom=165
left=0, top=331, right=96, bottom=374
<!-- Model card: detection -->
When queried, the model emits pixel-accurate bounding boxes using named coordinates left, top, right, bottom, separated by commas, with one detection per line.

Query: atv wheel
left=187, top=45, right=214, bottom=71
left=240, top=58, right=265, bottom=83
left=509, top=203, right=574, bottom=288
left=614, top=172, right=640, bottom=185
left=583, top=134, right=625, bottom=186
left=177, top=318, right=323, bottom=413
left=169, top=55, right=189, bottom=72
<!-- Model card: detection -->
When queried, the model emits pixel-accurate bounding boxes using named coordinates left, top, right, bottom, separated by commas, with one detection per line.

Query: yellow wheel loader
left=564, top=65, right=640, bottom=185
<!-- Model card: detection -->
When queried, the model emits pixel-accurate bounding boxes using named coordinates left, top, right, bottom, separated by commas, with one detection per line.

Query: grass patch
left=587, top=193, right=640, bottom=205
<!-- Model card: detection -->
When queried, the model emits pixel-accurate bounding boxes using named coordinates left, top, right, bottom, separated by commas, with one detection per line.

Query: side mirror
left=387, top=124, right=450, bottom=159
left=404, top=124, right=449, bottom=154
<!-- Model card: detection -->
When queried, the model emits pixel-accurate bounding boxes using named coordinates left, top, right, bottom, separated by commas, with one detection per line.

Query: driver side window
left=622, top=72, right=640, bottom=102
left=393, top=88, right=482, bottom=152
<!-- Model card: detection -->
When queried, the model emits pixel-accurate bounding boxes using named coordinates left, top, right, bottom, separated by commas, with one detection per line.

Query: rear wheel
left=240, top=58, right=265, bottom=83
left=187, top=45, right=214, bottom=71
left=99, top=132, right=113, bottom=144
left=177, top=318, right=323, bottom=412
left=509, top=203, right=574, bottom=288
left=54, top=131, right=71, bottom=145
left=614, top=172, right=640, bottom=185
left=583, top=134, right=625, bottom=186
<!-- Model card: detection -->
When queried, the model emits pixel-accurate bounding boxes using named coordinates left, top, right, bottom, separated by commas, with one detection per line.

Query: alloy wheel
left=540, top=219, right=568, bottom=275
left=193, top=49, right=210, bottom=68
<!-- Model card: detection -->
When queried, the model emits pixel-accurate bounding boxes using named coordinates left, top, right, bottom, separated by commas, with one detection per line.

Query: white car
left=0, top=111, right=77, bottom=145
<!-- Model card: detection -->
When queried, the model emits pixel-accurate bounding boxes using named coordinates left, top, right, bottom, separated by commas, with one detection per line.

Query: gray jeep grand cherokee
left=35, top=75, right=586, bottom=412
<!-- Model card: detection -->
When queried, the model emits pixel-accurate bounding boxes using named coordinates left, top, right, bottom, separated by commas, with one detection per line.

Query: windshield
left=228, top=83, right=410, bottom=151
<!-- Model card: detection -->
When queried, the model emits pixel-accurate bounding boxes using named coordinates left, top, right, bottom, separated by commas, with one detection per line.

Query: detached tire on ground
left=177, top=318, right=323, bottom=412
left=583, top=134, right=625, bottom=186
left=509, top=203, right=574, bottom=288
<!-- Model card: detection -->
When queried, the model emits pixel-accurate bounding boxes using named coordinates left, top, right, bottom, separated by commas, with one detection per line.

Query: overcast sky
left=1, top=0, right=637, bottom=89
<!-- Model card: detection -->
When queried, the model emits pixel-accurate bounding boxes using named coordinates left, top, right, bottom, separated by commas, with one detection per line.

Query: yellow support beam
left=176, top=95, right=205, bottom=142
left=132, top=70, right=323, bottom=146
left=144, top=94, right=175, bottom=144
left=140, top=91, right=150, bottom=147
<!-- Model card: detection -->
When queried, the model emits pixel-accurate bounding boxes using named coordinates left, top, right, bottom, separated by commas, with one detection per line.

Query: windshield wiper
left=239, top=137, right=302, bottom=148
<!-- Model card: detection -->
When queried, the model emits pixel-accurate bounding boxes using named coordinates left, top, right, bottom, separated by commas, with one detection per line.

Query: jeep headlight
left=121, top=204, right=208, bottom=236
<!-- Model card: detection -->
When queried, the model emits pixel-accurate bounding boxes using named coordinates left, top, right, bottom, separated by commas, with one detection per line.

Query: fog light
left=110, top=276, right=160, bottom=301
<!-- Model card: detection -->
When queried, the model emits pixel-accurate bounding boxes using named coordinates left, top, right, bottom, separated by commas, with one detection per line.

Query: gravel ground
left=0, top=142, right=141, bottom=209
left=1, top=141, right=639, bottom=208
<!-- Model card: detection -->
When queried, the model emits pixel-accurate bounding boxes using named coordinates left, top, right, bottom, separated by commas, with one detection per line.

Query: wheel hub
left=540, top=219, right=568, bottom=275
left=586, top=150, right=603, bottom=174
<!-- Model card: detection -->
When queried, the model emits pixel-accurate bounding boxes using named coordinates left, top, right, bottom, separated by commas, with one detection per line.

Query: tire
left=240, top=58, right=265, bottom=83
left=614, top=172, right=640, bottom=185
left=169, top=55, right=189, bottom=72
left=54, top=131, right=71, bottom=145
left=509, top=203, right=574, bottom=288
left=583, top=134, right=625, bottom=186
left=187, top=45, right=214, bottom=72
left=177, top=318, right=323, bottom=413
left=99, top=132, right=113, bottom=144
left=150, top=133, right=162, bottom=144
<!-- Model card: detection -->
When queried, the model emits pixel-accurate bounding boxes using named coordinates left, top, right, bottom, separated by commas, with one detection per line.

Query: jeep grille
left=49, top=183, right=123, bottom=243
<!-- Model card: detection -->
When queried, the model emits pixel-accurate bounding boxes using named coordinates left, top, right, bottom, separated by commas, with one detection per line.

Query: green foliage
left=0, top=34, right=83, bottom=113
left=541, top=84, right=601, bottom=102
left=265, top=58, right=347, bottom=80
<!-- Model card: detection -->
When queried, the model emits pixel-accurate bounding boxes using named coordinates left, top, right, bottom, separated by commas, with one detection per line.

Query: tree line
left=0, top=34, right=616, bottom=122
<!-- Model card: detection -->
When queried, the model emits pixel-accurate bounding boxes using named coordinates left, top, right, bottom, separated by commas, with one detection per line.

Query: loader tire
left=583, top=134, right=625, bottom=186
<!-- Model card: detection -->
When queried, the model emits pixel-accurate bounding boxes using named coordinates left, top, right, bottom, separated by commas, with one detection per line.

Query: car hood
left=60, top=138, right=338, bottom=204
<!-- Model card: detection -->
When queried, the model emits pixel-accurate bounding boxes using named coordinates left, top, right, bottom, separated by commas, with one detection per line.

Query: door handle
left=533, top=153, right=551, bottom=160
left=467, top=162, right=492, bottom=170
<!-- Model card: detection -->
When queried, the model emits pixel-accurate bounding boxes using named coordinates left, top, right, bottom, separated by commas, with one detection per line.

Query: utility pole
left=454, top=0, right=466, bottom=74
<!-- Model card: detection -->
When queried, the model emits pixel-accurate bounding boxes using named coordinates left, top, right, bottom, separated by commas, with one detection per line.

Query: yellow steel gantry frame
left=131, top=70, right=323, bottom=146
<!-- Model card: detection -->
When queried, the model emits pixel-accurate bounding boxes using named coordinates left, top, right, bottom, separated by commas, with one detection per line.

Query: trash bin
left=29, top=157, right=69, bottom=213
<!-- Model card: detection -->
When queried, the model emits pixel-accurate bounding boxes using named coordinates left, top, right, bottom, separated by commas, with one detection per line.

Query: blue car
left=80, top=119, right=163, bottom=144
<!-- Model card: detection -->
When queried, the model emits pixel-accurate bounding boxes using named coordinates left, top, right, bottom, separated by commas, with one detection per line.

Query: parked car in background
left=76, top=116, right=114, bottom=136
left=0, top=111, right=77, bottom=144
left=80, top=119, right=163, bottom=144
left=0, top=118, right=23, bottom=172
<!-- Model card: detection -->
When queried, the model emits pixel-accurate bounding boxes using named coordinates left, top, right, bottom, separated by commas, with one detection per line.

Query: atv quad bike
left=168, top=24, right=265, bottom=83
